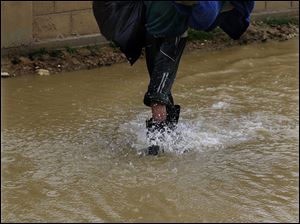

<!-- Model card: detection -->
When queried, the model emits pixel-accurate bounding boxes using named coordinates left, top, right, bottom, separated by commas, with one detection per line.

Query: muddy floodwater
left=1, top=38, right=299, bottom=223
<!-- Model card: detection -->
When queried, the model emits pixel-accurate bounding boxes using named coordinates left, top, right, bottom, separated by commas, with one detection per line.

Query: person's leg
left=151, top=103, right=167, bottom=122
left=144, top=35, right=168, bottom=122
left=144, top=35, right=187, bottom=123
left=144, top=35, right=186, bottom=155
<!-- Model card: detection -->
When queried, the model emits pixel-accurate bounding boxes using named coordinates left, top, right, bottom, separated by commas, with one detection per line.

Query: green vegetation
left=86, top=45, right=100, bottom=51
left=109, top=41, right=118, bottom=49
left=187, top=27, right=222, bottom=41
left=85, top=45, right=102, bottom=56
left=27, top=48, right=64, bottom=60
left=48, top=49, right=63, bottom=57
left=28, top=48, right=48, bottom=60
left=65, top=46, right=78, bottom=54
left=262, top=16, right=299, bottom=26
left=11, top=57, right=21, bottom=64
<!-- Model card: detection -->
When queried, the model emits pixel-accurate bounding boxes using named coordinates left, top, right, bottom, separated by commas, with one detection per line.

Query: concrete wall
left=1, top=1, right=33, bottom=48
left=32, top=1, right=99, bottom=40
left=1, top=1, right=299, bottom=49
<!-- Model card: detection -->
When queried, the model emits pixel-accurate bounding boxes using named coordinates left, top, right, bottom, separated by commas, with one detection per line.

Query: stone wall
left=1, top=1, right=299, bottom=49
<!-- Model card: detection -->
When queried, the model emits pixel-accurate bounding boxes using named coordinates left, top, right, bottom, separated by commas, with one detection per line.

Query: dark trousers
left=143, top=33, right=187, bottom=107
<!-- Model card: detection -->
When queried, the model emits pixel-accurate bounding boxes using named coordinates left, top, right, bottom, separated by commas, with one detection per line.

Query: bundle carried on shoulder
left=173, top=1, right=255, bottom=40
left=93, top=1, right=145, bottom=65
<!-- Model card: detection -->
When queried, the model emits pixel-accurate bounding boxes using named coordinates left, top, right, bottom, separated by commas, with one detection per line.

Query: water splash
left=118, top=107, right=298, bottom=156
left=211, top=101, right=229, bottom=109
left=119, top=112, right=247, bottom=155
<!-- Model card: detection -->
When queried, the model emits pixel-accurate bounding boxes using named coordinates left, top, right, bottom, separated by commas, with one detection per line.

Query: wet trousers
left=143, top=33, right=187, bottom=107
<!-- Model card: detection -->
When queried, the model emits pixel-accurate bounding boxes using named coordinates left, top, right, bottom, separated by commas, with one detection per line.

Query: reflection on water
left=1, top=38, right=299, bottom=223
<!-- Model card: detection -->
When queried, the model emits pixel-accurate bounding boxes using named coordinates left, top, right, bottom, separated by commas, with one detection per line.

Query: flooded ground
left=1, top=38, right=299, bottom=223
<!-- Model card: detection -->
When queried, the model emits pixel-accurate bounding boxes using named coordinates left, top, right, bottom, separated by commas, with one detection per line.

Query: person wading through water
left=143, top=1, right=191, bottom=155
left=143, top=1, right=254, bottom=155
left=93, top=1, right=254, bottom=155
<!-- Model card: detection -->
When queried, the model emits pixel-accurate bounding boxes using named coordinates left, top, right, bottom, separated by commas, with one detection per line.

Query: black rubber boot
left=145, top=105, right=180, bottom=155
left=145, top=119, right=166, bottom=155
left=147, top=145, right=160, bottom=156
left=166, top=104, right=181, bottom=128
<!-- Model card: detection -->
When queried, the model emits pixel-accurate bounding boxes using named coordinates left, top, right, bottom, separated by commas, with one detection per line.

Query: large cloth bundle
left=174, top=1, right=255, bottom=40
left=93, top=1, right=145, bottom=65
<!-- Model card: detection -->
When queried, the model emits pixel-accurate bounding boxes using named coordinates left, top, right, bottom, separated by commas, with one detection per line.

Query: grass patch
left=11, top=57, right=21, bottom=65
left=109, top=41, right=118, bottom=49
left=187, top=27, right=222, bottom=41
left=86, top=45, right=100, bottom=51
left=28, top=48, right=48, bottom=60
left=27, top=48, right=64, bottom=60
left=48, top=49, right=63, bottom=57
left=262, top=16, right=299, bottom=26
left=65, top=46, right=78, bottom=54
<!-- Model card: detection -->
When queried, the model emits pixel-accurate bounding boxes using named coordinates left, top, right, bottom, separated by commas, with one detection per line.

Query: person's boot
left=145, top=105, right=181, bottom=155
left=166, top=104, right=180, bottom=129
left=145, top=118, right=166, bottom=155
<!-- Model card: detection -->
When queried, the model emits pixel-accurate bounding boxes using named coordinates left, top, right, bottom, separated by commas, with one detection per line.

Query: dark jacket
left=144, top=1, right=189, bottom=37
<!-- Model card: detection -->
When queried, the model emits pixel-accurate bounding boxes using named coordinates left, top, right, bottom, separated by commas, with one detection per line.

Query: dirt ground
left=1, top=19, right=299, bottom=77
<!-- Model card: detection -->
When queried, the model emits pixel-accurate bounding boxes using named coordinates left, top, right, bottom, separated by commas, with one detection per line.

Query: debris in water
left=37, top=69, right=50, bottom=76
left=1, top=72, right=10, bottom=77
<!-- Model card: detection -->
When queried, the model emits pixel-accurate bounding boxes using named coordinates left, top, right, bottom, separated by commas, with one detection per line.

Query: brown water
left=1, top=38, right=299, bottom=223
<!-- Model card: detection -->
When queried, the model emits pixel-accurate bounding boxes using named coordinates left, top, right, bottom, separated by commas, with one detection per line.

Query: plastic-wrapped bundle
left=93, top=1, right=145, bottom=65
